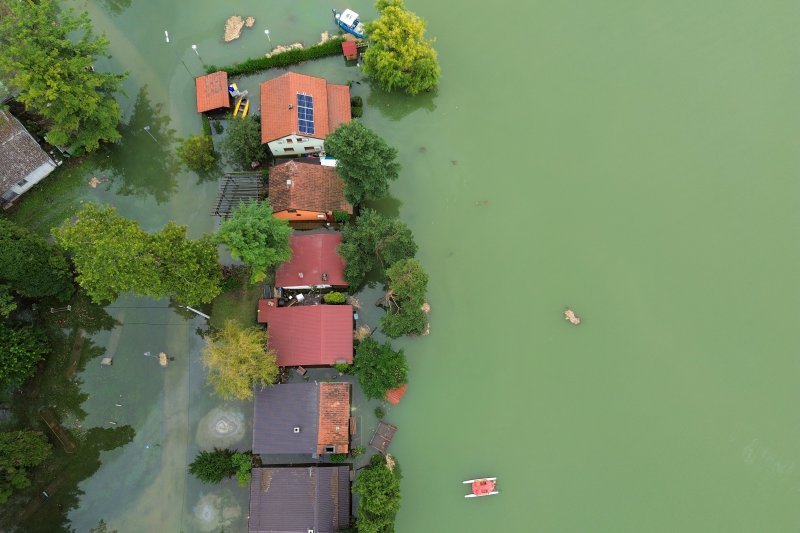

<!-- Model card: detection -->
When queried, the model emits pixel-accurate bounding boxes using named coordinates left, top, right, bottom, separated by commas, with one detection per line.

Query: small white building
left=0, top=109, right=58, bottom=209
left=260, top=72, right=351, bottom=157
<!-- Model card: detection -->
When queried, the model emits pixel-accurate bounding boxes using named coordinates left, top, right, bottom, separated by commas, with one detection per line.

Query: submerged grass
left=210, top=277, right=262, bottom=329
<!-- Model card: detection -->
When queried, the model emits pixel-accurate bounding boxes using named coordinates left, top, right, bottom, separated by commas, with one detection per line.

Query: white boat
left=463, top=477, right=499, bottom=498
left=333, top=8, right=366, bottom=39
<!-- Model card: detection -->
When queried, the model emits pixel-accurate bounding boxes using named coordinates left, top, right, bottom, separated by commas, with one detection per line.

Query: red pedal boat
left=463, top=477, right=499, bottom=498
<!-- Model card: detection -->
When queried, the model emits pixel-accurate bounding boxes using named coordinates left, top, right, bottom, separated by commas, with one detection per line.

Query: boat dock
left=369, top=421, right=397, bottom=454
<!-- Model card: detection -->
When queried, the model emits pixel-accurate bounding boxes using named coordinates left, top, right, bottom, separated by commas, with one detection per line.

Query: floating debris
left=159, top=352, right=168, bottom=367
left=100, top=357, right=113, bottom=366
left=224, top=16, right=247, bottom=42
left=564, top=308, right=581, bottom=325
left=245, top=16, right=255, bottom=28
left=266, top=42, right=303, bottom=58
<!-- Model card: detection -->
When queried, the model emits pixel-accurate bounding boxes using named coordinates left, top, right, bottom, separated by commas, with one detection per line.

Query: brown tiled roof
left=275, top=233, right=347, bottom=288
left=0, top=110, right=54, bottom=194
left=260, top=72, right=350, bottom=143
left=269, top=160, right=352, bottom=215
left=317, top=382, right=350, bottom=454
left=386, top=384, right=407, bottom=405
left=195, top=71, right=229, bottom=112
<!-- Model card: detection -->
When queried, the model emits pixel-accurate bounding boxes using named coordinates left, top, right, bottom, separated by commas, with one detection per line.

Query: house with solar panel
left=260, top=72, right=351, bottom=156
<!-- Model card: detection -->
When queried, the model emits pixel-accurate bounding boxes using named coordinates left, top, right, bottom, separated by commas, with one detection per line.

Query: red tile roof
left=269, top=160, right=352, bottom=216
left=195, top=71, right=230, bottom=112
left=275, top=233, right=347, bottom=288
left=317, top=382, right=350, bottom=454
left=260, top=72, right=351, bottom=143
left=386, top=384, right=407, bottom=405
left=341, top=40, right=358, bottom=59
left=266, top=305, right=353, bottom=366
left=257, top=298, right=278, bottom=324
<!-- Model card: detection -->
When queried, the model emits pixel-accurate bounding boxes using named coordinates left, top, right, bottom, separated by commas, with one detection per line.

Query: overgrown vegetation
left=323, top=291, right=347, bottom=305
left=353, top=454, right=402, bottom=533
left=328, top=453, right=349, bottom=463
left=0, top=430, right=52, bottom=503
left=206, top=37, right=345, bottom=77
left=380, top=258, right=429, bottom=337
left=0, top=323, right=50, bottom=388
left=188, top=448, right=253, bottom=486
left=374, top=406, right=386, bottom=420
left=220, top=115, right=267, bottom=170
left=353, top=338, right=408, bottom=400
left=176, top=135, right=216, bottom=172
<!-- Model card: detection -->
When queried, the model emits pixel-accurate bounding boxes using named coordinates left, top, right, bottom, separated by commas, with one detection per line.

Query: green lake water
left=11, top=0, right=800, bottom=531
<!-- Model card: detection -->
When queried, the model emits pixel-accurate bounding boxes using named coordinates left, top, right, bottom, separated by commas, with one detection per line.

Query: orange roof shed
left=195, top=71, right=230, bottom=113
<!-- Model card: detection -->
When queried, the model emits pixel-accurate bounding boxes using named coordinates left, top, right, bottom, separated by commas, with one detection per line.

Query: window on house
left=16, top=178, right=28, bottom=187
left=285, top=138, right=293, bottom=143
left=304, top=146, right=315, bottom=151
left=284, top=147, right=295, bottom=152
left=325, top=446, right=335, bottom=453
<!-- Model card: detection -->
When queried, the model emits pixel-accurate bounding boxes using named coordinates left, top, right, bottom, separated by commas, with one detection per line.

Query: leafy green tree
left=363, top=0, right=441, bottom=95
left=0, top=323, right=50, bottom=388
left=380, top=258, right=428, bottom=337
left=53, top=204, right=221, bottom=304
left=89, top=519, right=118, bottom=533
left=188, top=448, right=235, bottom=484
left=353, top=454, right=402, bottom=533
left=0, top=0, right=126, bottom=152
left=339, top=209, right=417, bottom=289
left=324, top=122, right=400, bottom=204
left=0, top=286, right=17, bottom=319
left=0, top=430, right=52, bottom=504
left=0, top=220, right=73, bottom=302
left=177, top=135, right=216, bottom=172
left=231, top=452, right=252, bottom=486
left=202, top=320, right=278, bottom=400
left=220, top=115, right=267, bottom=169
left=353, top=338, right=408, bottom=400
left=216, top=201, right=291, bottom=284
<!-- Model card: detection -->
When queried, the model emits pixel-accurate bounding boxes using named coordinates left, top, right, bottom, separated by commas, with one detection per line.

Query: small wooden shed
left=341, top=40, right=358, bottom=61
left=369, top=421, right=397, bottom=454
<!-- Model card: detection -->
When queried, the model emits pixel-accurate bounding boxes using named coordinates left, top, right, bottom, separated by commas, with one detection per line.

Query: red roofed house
left=195, top=71, right=230, bottom=113
left=275, top=233, right=347, bottom=290
left=261, top=305, right=353, bottom=367
left=269, top=159, right=353, bottom=223
left=260, top=72, right=351, bottom=156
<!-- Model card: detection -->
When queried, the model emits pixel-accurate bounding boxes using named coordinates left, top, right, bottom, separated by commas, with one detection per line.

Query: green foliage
left=350, top=96, right=363, bottom=107
left=374, top=406, right=386, bottom=419
left=206, top=37, right=345, bottom=77
left=324, top=291, right=347, bottom=305
left=0, top=286, right=17, bottom=319
left=213, top=120, right=224, bottom=134
left=339, top=209, right=417, bottom=289
left=353, top=454, right=402, bottom=533
left=329, top=453, right=349, bottom=463
left=201, top=114, right=213, bottom=137
left=220, top=264, right=250, bottom=292
left=53, top=203, right=221, bottom=305
left=220, top=115, right=267, bottom=170
left=89, top=519, right=118, bottom=533
left=363, top=0, right=441, bottom=95
left=352, top=445, right=366, bottom=457
left=0, top=323, right=50, bottom=388
left=334, top=362, right=351, bottom=374
left=231, top=452, right=252, bottom=486
left=351, top=106, right=363, bottom=118
left=0, top=0, right=126, bottom=152
left=353, top=338, right=408, bottom=400
left=332, top=209, right=352, bottom=224
left=216, top=201, right=291, bottom=284
left=202, top=320, right=278, bottom=401
left=188, top=448, right=235, bottom=484
left=0, top=430, right=52, bottom=504
left=380, top=258, right=429, bottom=337
left=324, top=122, right=400, bottom=204
left=0, top=219, right=73, bottom=302
left=177, top=135, right=216, bottom=172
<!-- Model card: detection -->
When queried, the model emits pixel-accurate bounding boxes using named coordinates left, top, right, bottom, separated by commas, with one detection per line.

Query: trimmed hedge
left=207, top=37, right=346, bottom=77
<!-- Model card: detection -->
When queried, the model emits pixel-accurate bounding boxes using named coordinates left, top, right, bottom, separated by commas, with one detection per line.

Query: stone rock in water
left=245, top=16, right=255, bottom=28
left=224, top=16, right=246, bottom=42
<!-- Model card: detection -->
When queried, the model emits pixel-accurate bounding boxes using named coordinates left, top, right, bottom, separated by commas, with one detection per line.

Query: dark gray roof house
left=0, top=109, right=57, bottom=208
left=249, top=466, right=350, bottom=533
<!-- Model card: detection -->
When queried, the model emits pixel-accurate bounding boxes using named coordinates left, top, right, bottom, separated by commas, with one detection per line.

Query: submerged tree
left=339, top=209, right=417, bottom=289
left=188, top=448, right=235, bottom=484
left=202, top=320, right=278, bottom=401
left=353, top=453, right=402, bottom=533
left=380, top=258, right=429, bottom=337
left=0, top=0, right=126, bottom=152
left=220, top=115, right=267, bottom=170
left=324, top=122, right=400, bottom=204
left=216, top=201, right=291, bottom=284
left=352, top=338, right=408, bottom=400
left=177, top=134, right=216, bottom=172
left=0, top=323, right=50, bottom=388
left=0, top=430, right=52, bottom=504
left=363, top=0, right=441, bottom=95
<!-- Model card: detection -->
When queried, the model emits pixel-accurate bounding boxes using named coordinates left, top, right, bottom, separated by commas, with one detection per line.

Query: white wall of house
left=1, top=160, right=57, bottom=207
left=267, top=135, right=324, bottom=156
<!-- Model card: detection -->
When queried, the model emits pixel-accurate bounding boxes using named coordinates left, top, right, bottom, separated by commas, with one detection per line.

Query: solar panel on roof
left=297, top=93, right=315, bottom=135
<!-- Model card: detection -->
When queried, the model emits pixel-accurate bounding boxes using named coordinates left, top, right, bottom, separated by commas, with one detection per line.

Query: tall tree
left=0, top=430, right=52, bottom=504
left=339, top=209, right=417, bottom=289
left=0, top=0, right=126, bottom=152
left=0, top=220, right=73, bottom=302
left=0, top=322, right=50, bottom=388
left=352, top=338, right=408, bottom=400
left=216, top=201, right=291, bottom=284
left=380, top=258, right=428, bottom=337
left=353, top=454, right=402, bottom=533
left=176, top=134, right=216, bottom=172
left=363, top=0, right=441, bottom=95
left=202, top=320, right=279, bottom=401
left=220, top=115, right=267, bottom=170
left=324, top=122, right=400, bottom=204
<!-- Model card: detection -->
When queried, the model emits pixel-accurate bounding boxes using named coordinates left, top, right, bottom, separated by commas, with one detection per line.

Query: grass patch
left=210, top=275, right=262, bottom=329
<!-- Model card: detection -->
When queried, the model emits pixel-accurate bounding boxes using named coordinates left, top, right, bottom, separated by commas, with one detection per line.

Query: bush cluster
left=323, top=291, right=347, bottom=304
left=207, top=38, right=345, bottom=77
left=350, top=95, right=363, bottom=118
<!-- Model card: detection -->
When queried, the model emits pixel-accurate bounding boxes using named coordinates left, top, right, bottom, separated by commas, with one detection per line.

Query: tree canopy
left=188, top=448, right=235, bottom=484
left=353, top=338, right=408, bottom=400
left=216, top=200, right=291, bottom=283
left=220, top=115, right=267, bottom=170
left=0, top=0, right=125, bottom=152
left=53, top=203, right=221, bottom=304
left=0, top=220, right=73, bottom=302
left=0, top=430, right=52, bottom=504
left=381, top=258, right=429, bottom=337
left=176, top=135, right=216, bottom=172
left=0, top=322, right=50, bottom=388
left=201, top=320, right=279, bottom=400
left=353, top=454, right=402, bottom=533
left=324, top=122, right=400, bottom=204
left=339, top=209, right=417, bottom=289
left=363, top=0, right=441, bottom=95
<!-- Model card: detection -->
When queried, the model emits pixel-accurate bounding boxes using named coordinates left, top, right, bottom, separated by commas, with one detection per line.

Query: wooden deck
left=369, top=421, right=397, bottom=454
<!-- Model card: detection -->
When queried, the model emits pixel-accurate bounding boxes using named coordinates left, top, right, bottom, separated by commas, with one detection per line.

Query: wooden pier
left=369, top=421, right=397, bottom=454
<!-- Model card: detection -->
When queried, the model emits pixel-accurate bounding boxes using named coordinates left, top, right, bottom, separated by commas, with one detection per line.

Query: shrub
left=353, top=454, right=402, bottom=532
left=332, top=210, right=351, bottom=224
left=188, top=448, right=234, bottom=484
left=323, top=291, right=347, bottom=305
left=176, top=135, right=216, bottom=172
left=206, top=38, right=345, bottom=77
left=351, top=106, right=363, bottom=118
left=212, top=120, right=224, bottom=134
left=201, top=114, right=212, bottom=137
left=329, top=453, right=349, bottom=463
left=352, top=445, right=366, bottom=458
left=350, top=95, right=363, bottom=107
left=374, top=406, right=386, bottom=419
left=231, top=452, right=252, bottom=486
left=334, top=362, right=351, bottom=374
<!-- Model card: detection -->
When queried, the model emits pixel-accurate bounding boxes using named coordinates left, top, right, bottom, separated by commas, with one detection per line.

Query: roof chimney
left=288, top=103, right=294, bottom=109
left=293, top=427, right=301, bottom=433
left=298, top=272, right=304, bottom=279
left=286, top=179, right=292, bottom=186
left=321, top=273, right=328, bottom=281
